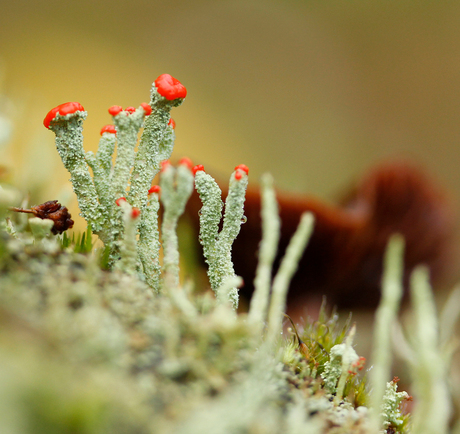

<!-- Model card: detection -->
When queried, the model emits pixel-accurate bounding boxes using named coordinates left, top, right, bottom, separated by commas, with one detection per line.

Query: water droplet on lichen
left=241, top=215, right=247, bottom=224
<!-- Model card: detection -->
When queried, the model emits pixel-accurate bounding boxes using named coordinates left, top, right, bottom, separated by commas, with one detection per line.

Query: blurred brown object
left=10, top=200, right=74, bottom=234
left=188, top=161, right=457, bottom=315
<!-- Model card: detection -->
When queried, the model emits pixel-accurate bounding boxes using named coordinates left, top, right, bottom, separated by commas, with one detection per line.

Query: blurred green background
left=1, top=0, right=460, bottom=229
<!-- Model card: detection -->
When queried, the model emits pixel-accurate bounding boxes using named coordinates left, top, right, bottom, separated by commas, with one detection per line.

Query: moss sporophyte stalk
left=0, top=73, right=456, bottom=433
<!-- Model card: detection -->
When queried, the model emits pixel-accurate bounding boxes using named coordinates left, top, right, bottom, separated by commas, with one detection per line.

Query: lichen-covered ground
left=0, top=229, right=400, bottom=434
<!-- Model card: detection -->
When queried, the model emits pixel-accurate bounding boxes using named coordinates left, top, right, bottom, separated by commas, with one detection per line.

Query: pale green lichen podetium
left=45, top=74, right=186, bottom=258
left=194, top=166, right=248, bottom=308
left=266, top=212, right=314, bottom=341
left=410, top=266, right=451, bottom=434
left=85, top=130, right=116, bottom=213
left=320, top=334, right=359, bottom=398
left=28, top=217, right=54, bottom=241
left=115, top=201, right=141, bottom=275
left=157, top=120, right=175, bottom=163
left=45, top=106, right=104, bottom=235
left=334, top=324, right=357, bottom=405
left=369, top=234, right=405, bottom=432
left=110, top=108, right=146, bottom=199
left=127, top=85, right=184, bottom=211
left=137, top=187, right=161, bottom=293
left=380, top=378, right=410, bottom=431
left=248, top=173, right=281, bottom=334
left=108, top=107, right=148, bottom=259
left=160, top=161, right=194, bottom=289
left=194, top=170, right=223, bottom=261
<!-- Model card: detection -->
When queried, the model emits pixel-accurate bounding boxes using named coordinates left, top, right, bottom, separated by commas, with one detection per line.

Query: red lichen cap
left=192, top=164, right=205, bottom=176
left=140, top=103, right=152, bottom=116
left=43, top=102, right=85, bottom=129
left=235, top=171, right=243, bottom=180
left=356, top=357, right=366, bottom=371
left=131, top=207, right=141, bottom=219
left=154, top=74, right=187, bottom=100
left=160, top=160, right=172, bottom=172
left=108, top=105, right=123, bottom=116
left=125, top=106, right=136, bottom=114
left=235, top=164, right=249, bottom=175
left=179, top=157, right=193, bottom=170
left=115, top=197, right=127, bottom=206
left=168, top=118, right=176, bottom=129
left=100, top=125, right=117, bottom=136
left=148, top=185, right=161, bottom=195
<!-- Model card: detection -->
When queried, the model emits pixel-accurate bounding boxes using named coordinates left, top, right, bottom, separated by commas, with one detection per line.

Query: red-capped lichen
left=154, top=74, right=187, bottom=100
left=192, top=165, right=205, bottom=176
left=148, top=185, right=161, bottom=195
left=100, top=125, right=117, bottom=135
left=108, top=105, right=123, bottom=116
left=235, top=164, right=249, bottom=175
left=160, top=160, right=172, bottom=172
left=140, top=103, right=152, bottom=116
left=43, top=102, right=85, bottom=129
left=179, top=157, right=193, bottom=170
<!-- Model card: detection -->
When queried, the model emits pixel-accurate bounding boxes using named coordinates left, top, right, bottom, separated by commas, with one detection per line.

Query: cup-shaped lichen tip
left=148, top=185, right=161, bottom=196
left=100, top=125, right=117, bottom=136
left=108, top=105, right=123, bottom=116
left=154, top=74, right=187, bottom=100
left=140, top=103, right=152, bottom=116
left=43, top=102, right=85, bottom=129
left=192, top=164, right=205, bottom=176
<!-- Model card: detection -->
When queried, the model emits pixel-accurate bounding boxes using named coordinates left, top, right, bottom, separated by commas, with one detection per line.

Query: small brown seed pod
left=10, top=200, right=74, bottom=234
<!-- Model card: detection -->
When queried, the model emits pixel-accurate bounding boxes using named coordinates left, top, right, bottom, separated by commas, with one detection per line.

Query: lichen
left=0, top=75, right=458, bottom=434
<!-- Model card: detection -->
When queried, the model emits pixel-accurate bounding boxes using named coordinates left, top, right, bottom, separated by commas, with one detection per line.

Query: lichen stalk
left=410, top=266, right=451, bottom=434
left=86, top=131, right=117, bottom=214
left=214, top=169, right=248, bottom=307
left=194, top=170, right=223, bottom=262
left=110, top=108, right=145, bottom=200
left=194, top=168, right=248, bottom=309
left=216, top=276, right=244, bottom=308
left=29, top=217, right=54, bottom=241
left=368, top=234, right=405, bottom=431
left=439, top=285, right=460, bottom=349
left=220, top=170, right=249, bottom=252
left=381, top=379, right=411, bottom=431
left=127, top=85, right=184, bottom=210
left=115, top=201, right=141, bottom=275
left=160, top=163, right=194, bottom=289
left=137, top=190, right=161, bottom=293
left=320, top=339, right=359, bottom=396
left=85, top=152, right=110, bottom=212
left=157, top=122, right=175, bottom=164
left=48, top=112, right=103, bottom=233
left=248, top=173, right=280, bottom=332
left=334, top=324, right=357, bottom=405
left=103, top=107, right=147, bottom=262
left=266, top=212, right=314, bottom=341
left=108, top=203, right=126, bottom=265
left=96, top=130, right=117, bottom=173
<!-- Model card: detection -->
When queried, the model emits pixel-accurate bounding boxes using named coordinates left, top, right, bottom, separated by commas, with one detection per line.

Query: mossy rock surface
left=0, top=236, right=387, bottom=434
